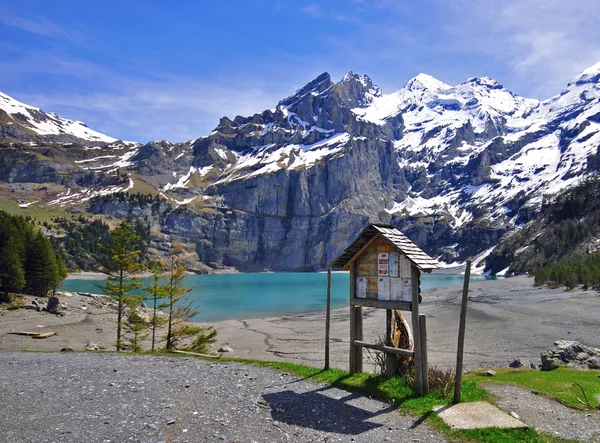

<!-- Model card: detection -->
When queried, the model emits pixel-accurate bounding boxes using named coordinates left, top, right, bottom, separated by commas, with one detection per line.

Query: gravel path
left=482, top=383, right=600, bottom=442
left=0, top=352, right=447, bottom=443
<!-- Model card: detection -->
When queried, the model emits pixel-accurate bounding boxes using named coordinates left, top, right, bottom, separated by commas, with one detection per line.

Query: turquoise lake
left=60, top=273, right=495, bottom=322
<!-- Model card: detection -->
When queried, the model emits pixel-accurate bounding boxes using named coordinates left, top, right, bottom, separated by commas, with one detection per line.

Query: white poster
left=402, top=278, right=412, bottom=302
left=356, top=277, right=367, bottom=299
left=390, top=277, right=403, bottom=301
left=400, top=255, right=412, bottom=278
left=389, top=252, right=399, bottom=277
left=378, top=277, right=390, bottom=301
left=378, top=253, right=389, bottom=276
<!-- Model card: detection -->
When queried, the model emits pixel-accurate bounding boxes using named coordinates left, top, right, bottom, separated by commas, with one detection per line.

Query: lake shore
left=210, top=275, right=600, bottom=371
left=2, top=275, right=598, bottom=372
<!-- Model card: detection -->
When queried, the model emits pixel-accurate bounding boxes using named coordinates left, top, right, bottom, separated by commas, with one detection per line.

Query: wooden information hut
left=331, top=224, right=438, bottom=395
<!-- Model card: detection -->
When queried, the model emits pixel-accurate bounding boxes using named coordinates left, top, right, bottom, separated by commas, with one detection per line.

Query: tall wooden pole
left=411, top=266, right=423, bottom=396
left=419, top=314, right=429, bottom=395
left=324, top=267, right=332, bottom=370
left=453, top=260, right=472, bottom=403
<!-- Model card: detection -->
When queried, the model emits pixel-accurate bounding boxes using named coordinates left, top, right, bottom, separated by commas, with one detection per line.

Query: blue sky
left=2, top=0, right=600, bottom=143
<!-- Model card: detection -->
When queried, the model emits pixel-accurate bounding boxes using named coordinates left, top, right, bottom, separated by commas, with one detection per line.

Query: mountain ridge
left=1, top=62, right=600, bottom=273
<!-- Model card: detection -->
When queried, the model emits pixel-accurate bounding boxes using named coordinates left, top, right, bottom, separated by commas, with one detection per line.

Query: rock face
left=3, top=62, right=600, bottom=272
left=541, top=340, right=600, bottom=371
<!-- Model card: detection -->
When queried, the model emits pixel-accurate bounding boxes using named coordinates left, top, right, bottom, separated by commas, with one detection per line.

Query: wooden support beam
left=350, top=298, right=412, bottom=311
left=385, top=309, right=395, bottom=377
left=355, top=305, right=363, bottom=373
left=411, top=266, right=423, bottom=396
left=353, top=340, right=415, bottom=357
left=419, top=314, right=429, bottom=395
left=349, top=262, right=358, bottom=374
left=324, top=267, right=332, bottom=370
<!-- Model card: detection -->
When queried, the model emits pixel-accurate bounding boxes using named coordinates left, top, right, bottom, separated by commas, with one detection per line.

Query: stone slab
left=433, top=401, right=528, bottom=430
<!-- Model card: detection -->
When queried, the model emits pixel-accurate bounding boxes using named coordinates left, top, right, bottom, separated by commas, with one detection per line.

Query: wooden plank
left=385, top=309, right=395, bottom=377
left=349, top=262, right=357, bottom=374
left=412, top=265, right=423, bottom=396
left=350, top=298, right=412, bottom=311
left=419, top=314, right=429, bottom=395
left=33, top=332, right=58, bottom=339
left=356, top=265, right=379, bottom=276
left=355, top=306, right=363, bottom=373
left=454, top=260, right=472, bottom=404
left=353, top=340, right=415, bottom=358
left=342, top=234, right=381, bottom=271
left=9, top=331, right=44, bottom=336
left=325, top=268, right=332, bottom=370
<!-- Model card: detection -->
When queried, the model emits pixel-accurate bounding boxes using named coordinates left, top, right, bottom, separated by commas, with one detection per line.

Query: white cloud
left=441, top=0, right=600, bottom=98
left=0, top=15, right=85, bottom=43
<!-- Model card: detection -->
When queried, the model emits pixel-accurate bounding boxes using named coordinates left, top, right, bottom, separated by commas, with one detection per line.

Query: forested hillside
left=485, top=176, right=600, bottom=275
left=0, top=211, right=67, bottom=301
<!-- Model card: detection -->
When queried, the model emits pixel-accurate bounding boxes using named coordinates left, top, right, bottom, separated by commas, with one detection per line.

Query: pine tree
left=163, top=244, right=195, bottom=350
left=25, top=232, right=59, bottom=297
left=144, top=262, right=168, bottom=351
left=161, top=243, right=217, bottom=352
left=0, top=237, right=25, bottom=303
left=101, top=221, right=144, bottom=352
left=124, top=296, right=149, bottom=352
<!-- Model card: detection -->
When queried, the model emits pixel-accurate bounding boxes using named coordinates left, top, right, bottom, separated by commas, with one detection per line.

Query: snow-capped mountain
left=2, top=62, right=600, bottom=273
left=0, top=92, right=117, bottom=144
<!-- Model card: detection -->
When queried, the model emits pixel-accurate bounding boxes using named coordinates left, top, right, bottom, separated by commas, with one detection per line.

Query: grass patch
left=455, top=427, right=572, bottom=443
left=466, top=367, right=600, bottom=409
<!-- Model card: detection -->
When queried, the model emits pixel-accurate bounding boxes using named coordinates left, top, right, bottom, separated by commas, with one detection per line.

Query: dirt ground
left=1, top=275, right=599, bottom=373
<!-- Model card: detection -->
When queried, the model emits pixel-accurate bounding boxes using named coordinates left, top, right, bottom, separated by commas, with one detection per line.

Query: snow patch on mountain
left=0, top=91, right=117, bottom=143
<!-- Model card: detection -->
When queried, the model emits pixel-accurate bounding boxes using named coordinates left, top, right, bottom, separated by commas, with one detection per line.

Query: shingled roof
left=331, top=224, right=439, bottom=271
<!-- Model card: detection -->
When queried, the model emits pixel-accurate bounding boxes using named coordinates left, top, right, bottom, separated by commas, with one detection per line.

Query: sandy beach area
left=1, top=275, right=598, bottom=372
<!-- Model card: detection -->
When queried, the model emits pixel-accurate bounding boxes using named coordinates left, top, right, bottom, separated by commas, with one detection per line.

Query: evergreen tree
left=101, top=221, right=144, bottom=351
left=124, top=296, right=149, bottom=352
left=160, top=243, right=217, bottom=352
left=0, top=235, right=26, bottom=302
left=25, top=231, right=59, bottom=297
left=144, top=262, right=168, bottom=351
left=163, top=244, right=195, bottom=350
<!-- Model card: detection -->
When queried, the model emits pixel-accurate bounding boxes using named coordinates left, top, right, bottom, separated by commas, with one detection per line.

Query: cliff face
left=2, top=63, right=600, bottom=272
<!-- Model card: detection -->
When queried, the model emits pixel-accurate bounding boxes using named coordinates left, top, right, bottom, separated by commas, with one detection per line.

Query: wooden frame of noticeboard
left=347, top=234, right=427, bottom=395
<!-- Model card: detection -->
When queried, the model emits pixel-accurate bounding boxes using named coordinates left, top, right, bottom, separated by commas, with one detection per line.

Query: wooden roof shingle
left=331, top=223, right=439, bottom=271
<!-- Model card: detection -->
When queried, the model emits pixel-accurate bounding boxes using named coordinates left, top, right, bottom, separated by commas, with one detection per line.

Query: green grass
left=466, top=367, right=600, bottom=409
left=0, top=197, right=71, bottom=220
left=455, top=427, right=574, bottom=443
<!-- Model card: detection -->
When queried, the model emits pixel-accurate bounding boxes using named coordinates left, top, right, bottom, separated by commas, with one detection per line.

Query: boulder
left=45, top=296, right=61, bottom=314
left=508, top=359, right=524, bottom=368
left=541, top=340, right=600, bottom=371
left=218, top=345, right=234, bottom=353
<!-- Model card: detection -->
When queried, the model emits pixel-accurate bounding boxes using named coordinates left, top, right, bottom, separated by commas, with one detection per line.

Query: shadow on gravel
left=262, top=386, right=395, bottom=435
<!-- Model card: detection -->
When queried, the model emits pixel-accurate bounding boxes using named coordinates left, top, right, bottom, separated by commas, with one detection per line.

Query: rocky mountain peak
left=335, top=71, right=382, bottom=108
left=277, top=72, right=333, bottom=109
left=403, top=73, right=451, bottom=93
left=462, top=76, right=504, bottom=90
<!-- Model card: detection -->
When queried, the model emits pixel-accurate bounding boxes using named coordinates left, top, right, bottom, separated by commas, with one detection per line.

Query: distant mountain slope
left=0, top=92, right=116, bottom=144
left=1, top=62, right=600, bottom=273
left=485, top=175, right=600, bottom=275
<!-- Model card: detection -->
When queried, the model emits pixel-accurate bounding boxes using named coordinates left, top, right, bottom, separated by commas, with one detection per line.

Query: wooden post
left=324, top=267, right=332, bottom=370
left=349, top=262, right=358, bottom=374
left=453, top=260, right=472, bottom=403
left=385, top=309, right=395, bottom=376
left=411, top=266, right=423, bottom=396
left=419, top=314, right=429, bottom=395
left=355, top=305, right=363, bottom=373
